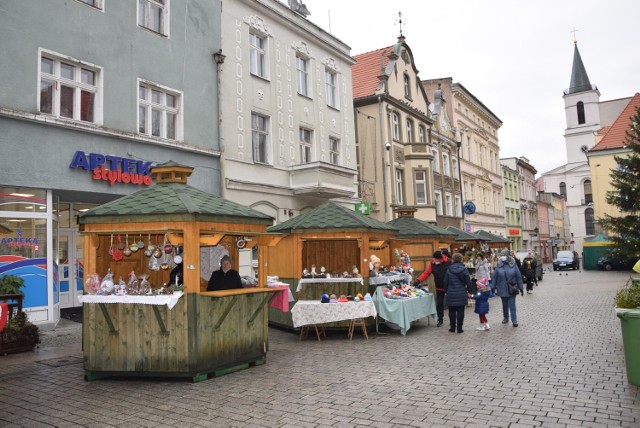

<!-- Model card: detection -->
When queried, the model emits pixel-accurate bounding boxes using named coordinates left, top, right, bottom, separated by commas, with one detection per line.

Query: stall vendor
left=207, top=255, right=243, bottom=291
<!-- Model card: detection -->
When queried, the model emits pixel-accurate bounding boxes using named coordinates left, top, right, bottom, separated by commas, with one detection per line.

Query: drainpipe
left=213, top=49, right=226, bottom=197
left=378, top=96, right=389, bottom=221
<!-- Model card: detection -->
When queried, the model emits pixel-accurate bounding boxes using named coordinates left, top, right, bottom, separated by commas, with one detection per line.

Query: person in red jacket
left=413, top=250, right=451, bottom=327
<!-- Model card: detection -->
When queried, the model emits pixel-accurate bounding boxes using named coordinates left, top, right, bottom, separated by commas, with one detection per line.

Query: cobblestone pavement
left=1, top=268, right=639, bottom=427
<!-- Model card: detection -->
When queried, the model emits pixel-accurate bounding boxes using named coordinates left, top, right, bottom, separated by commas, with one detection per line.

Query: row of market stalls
left=76, top=162, right=513, bottom=381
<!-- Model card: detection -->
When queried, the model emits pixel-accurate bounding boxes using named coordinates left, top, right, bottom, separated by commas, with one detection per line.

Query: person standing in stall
left=413, top=250, right=451, bottom=327
left=207, top=255, right=243, bottom=291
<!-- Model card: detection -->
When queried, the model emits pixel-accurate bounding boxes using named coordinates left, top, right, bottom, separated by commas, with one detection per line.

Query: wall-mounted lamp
left=385, top=141, right=391, bottom=151
left=212, top=49, right=226, bottom=65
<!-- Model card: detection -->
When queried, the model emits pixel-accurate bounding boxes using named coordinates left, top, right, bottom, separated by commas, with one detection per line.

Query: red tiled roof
left=351, top=46, right=393, bottom=99
left=591, top=93, right=640, bottom=151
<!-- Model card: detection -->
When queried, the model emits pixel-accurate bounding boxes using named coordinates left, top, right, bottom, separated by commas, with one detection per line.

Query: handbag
left=507, top=278, right=519, bottom=295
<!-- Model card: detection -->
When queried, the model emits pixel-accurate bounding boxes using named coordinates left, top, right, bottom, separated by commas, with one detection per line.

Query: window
left=403, top=73, right=411, bottom=98
left=432, top=148, right=440, bottom=173
left=250, top=33, right=267, bottom=78
left=296, top=56, right=310, bottom=97
left=577, top=101, right=585, bottom=125
left=329, top=137, right=340, bottom=165
left=325, top=69, right=339, bottom=109
left=395, top=169, right=404, bottom=205
left=77, top=0, right=103, bottom=9
left=445, top=193, right=452, bottom=216
left=418, top=126, right=426, bottom=143
left=559, top=182, right=567, bottom=201
left=300, top=128, right=313, bottom=164
left=406, top=119, right=414, bottom=143
left=585, top=208, right=595, bottom=235
left=138, top=82, right=180, bottom=140
left=138, top=0, right=168, bottom=35
left=392, top=113, right=400, bottom=140
left=434, top=191, right=443, bottom=215
left=251, top=113, right=270, bottom=164
left=442, top=152, right=450, bottom=176
left=415, top=171, right=428, bottom=204
left=478, top=145, right=485, bottom=168
left=455, top=195, right=462, bottom=217
left=39, top=54, right=99, bottom=123
left=584, top=179, right=592, bottom=204
left=452, top=157, right=459, bottom=178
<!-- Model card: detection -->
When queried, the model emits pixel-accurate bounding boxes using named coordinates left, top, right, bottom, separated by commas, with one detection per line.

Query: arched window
left=577, top=101, right=585, bottom=124
left=559, top=182, right=567, bottom=201
left=585, top=207, right=595, bottom=235
left=583, top=179, right=592, bottom=204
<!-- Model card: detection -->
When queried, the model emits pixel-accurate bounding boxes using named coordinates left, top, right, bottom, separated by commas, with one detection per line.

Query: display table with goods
left=368, top=273, right=411, bottom=286
left=291, top=298, right=377, bottom=341
left=373, top=285, right=436, bottom=335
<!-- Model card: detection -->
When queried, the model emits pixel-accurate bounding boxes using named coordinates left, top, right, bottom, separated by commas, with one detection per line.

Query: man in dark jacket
left=521, top=251, right=537, bottom=294
left=443, top=252, right=472, bottom=333
left=414, top=250, right=451, bottom=327
left=207, top=255, right=243, bottom=291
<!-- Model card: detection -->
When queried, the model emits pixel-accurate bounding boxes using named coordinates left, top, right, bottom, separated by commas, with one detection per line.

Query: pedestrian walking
left=443, top=252, right=472, bottom=333
left=472, top=277, right=493, bottom=331
left=522, top=251, right=537, bottom=294
left=492, top=249, right=524, bottom=327
left=414, top=250, right=451, bottom=327
left=475, top=253, right=491, bottom=282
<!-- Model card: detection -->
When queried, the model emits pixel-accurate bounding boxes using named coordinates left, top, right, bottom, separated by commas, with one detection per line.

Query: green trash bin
left=616, top=308, right=640, bottom=386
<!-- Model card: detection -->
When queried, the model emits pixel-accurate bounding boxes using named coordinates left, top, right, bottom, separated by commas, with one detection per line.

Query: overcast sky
left=302, top=0, right=640, bottom=176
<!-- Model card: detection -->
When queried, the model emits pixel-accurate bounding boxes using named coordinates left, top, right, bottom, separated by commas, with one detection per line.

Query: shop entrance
left=59, top=229, right=83, bottom=308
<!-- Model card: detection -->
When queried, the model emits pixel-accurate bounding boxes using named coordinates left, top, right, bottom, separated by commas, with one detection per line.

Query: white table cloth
left=296, top=277, right=364, bottom=292
left=291, top=300, right=377, bottom=328
left=78, top=291, right=184, bottom=310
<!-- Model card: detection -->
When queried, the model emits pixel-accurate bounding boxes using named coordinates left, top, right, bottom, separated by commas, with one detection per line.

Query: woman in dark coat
left=443, top=252, right=472, bottom=333
left=492, top=249, right=524, bottom=326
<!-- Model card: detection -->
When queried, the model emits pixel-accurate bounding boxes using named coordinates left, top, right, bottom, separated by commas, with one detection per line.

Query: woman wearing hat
left=491, top=249, right=524, bottom=327
left=207, top=255, right=243, bottom=291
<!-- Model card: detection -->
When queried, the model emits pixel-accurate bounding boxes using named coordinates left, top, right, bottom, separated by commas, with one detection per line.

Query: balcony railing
left=289, top=161, right=357, bottom=198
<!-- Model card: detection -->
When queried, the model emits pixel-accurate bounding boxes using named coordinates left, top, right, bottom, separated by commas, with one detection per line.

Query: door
left=59, top=229, right=83, bottom=308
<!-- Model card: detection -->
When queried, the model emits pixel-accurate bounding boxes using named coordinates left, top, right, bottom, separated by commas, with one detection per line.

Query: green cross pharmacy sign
left=355, top=201, right=371, bottom=215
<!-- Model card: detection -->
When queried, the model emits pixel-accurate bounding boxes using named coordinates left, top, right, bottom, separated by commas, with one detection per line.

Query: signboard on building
left=355, top=202, right=370, bottom=215
left=69, top=151, right=153, bottom=186
left=508, top=229, right=521, bottom=236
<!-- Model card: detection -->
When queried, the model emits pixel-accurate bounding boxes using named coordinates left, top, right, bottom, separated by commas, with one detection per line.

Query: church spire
left=567, top=41, right=593, bottom=94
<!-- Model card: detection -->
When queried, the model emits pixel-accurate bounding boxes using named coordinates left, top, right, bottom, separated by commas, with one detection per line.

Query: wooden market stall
left=78, top=163, right=281, bottom=382
left=473, top=229, right=511, bottom=253
left=445, top=226, right=491, bottom=260
left=264, top=201, right=399, bottom=329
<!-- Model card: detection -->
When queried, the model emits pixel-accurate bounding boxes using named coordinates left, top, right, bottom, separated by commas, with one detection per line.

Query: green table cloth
left=373, top=286, right=436, bottom=335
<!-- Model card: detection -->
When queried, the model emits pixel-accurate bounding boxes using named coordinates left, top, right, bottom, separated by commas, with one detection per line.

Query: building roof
left=267, top=201, right=398, bottom=234
left=590, top=93, right=640, bottom=152
left=567, top=42, right=593, bottom=94
left=473, top=229, right=511, bottom=244
left=78, top=182, right=273, bottom=225
left=445, top=226, right=490, bottom=242
left=351, top=46, right=393, bottom=99
left=386, top=216, right=456, bottom=238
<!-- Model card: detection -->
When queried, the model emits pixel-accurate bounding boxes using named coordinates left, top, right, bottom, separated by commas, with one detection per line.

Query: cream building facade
left=500, top=157, right=538, bottom=250
left=219, top=0, right=358, bottom=225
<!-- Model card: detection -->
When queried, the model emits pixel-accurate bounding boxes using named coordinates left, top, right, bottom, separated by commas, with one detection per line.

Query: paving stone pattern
left=1, top=268, right=638, bottom=427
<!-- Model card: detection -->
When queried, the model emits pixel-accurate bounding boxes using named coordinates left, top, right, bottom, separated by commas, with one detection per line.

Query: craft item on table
left=85, top=273, right=101, bottom=295
left=354, top=296, right=360, bottom=302
left=329, top=293, right=338, bottom=303
left=126, top=271, right=139, bottom=295
left=241, top=276, right=258, bottom=287
left=302, top=268, right=311, bottom=278
left=138, top=273, right=151, bottom=295
left=99, top=270, right=114, bottom=295
left=352, top=265, right=361, bottom=278
left=114, top=277, right=127, bottom=296
left=342, top=271, right=350, bottom=278
left=320, top=293, right=330, bottom=303
left=338, top=295, right=348, bottom=302
left=356, top=293, right=363, bottom=301
left=310, top=265, right=317, bottom=276
left=317, top=266, right=327, bottom=278
left=364, top=293, right=372, bottom=301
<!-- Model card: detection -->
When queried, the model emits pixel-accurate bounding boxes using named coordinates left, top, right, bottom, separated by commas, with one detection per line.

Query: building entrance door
left=59, top=229, right=83, bottom=308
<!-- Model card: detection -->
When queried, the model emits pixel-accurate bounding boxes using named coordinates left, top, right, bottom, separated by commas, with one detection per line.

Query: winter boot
left=476, top=324, right=487, bottom=331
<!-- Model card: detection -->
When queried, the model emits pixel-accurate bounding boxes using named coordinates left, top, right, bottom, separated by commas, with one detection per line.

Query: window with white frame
left=251, top=112, right=270, bottom=164
left=452, top=157, right=459, bottom=178
left=325, top=69, right=339, bottom=109
left=300, top=128, right=313, bottom=164
left=442, top=152, right=450, bottom=176
left=395, top=169, right=404, bottom=205
left=415, top=170, right=428, bottom=204
left=406, top=119, right=414, bottom=143
left=434, top=191, right=443, bottom=215
left=77, top=0, right=103, bottom=9
left=392, top=112, right=400, bottom=140
left=329, top=137, right=340, bottom=165
left=432, top=147, right=440, bottom=173
left=138, top=0, right=168, bottom=36
left=445, top=193, right=453, bottom=216
left=418, top=126, right=425, bottom=143
left=250, top=33, right=268, bottom=78
left=455, top=195, right=462, bottom=217
left=296, top=55, right=310, bottom=97
left=39, top=54, right=100, bottom=123
left=403, top=73, right=411, bottom=98
left=138, top=82, right=180, bottom=140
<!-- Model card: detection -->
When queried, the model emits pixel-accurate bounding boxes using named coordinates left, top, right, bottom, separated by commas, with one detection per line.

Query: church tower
left=563, top=42, right=601, bottom=165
